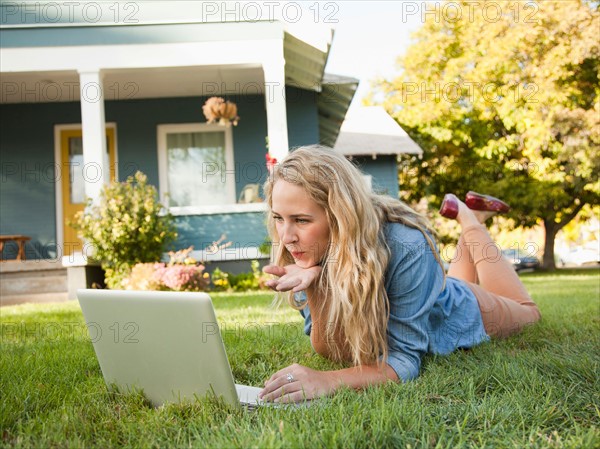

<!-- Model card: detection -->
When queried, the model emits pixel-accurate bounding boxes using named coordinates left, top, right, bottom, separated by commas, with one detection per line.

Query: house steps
left=0, top=260, right=69, bottom=307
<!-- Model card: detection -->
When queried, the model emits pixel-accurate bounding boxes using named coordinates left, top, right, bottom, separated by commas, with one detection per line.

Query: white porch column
left=263, top=59, right=289, bottom=162
left=78, top=70, right=108, bottom=203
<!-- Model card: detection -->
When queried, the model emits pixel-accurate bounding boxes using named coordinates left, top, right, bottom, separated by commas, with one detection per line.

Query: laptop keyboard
left=241, top=401, right=260, bottom=412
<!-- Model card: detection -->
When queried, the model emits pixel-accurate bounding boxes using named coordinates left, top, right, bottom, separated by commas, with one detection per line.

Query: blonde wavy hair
left=263, top=145, right=444, bottom=367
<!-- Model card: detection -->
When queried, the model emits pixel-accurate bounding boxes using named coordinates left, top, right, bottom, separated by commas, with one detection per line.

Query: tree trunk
left=541, top=203, right=586, bottom=271
left=542, top=219, right=559, bottom=271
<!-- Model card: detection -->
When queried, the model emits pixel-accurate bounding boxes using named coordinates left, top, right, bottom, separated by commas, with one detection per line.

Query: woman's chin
left=294, top=259, right=314, bottom=269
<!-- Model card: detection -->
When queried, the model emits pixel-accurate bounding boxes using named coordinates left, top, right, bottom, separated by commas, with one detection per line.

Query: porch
left=0, top=260, right=68, bottom=306
left=0, top=19, right=356, bottom=266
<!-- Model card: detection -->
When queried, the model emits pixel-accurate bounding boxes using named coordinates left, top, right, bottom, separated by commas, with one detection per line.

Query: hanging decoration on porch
left=202, top=96, right=239, bottom=127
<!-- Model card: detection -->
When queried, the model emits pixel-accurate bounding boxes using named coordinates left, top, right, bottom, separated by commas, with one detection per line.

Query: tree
left=373, top=0, right=599, bottom=269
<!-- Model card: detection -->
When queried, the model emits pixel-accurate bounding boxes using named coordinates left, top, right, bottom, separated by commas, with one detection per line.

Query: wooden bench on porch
left=0, top=235, right=31, bottom=261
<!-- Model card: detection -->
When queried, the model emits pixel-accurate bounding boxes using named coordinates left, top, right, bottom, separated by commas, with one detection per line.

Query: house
left=0, top=4, right=359, bottom=270
left=333, top=106, right=423, bottom=198
left=0, top=4, right=423, bottom=275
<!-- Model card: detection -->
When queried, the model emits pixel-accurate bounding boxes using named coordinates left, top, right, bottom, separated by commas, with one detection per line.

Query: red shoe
left=439, top=194, right=459, bottom=219
left=464, top=191, right=510, bottom=213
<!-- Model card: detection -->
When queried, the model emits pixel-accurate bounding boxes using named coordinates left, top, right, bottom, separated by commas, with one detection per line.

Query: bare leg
left=447, top=205, right=497, bottom=283
left=452, top=199, right=541, bottom=337
left=455, top=201, right=530, bottom=301
left=447, top=233, right=479, bottom=284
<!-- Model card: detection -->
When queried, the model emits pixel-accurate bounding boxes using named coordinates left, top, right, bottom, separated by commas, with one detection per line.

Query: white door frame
left=53, top=122, right=118, bottom=262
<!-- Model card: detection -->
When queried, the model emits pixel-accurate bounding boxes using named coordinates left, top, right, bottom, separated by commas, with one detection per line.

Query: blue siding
left=286, top=88, right=320, bottom=147
left=104, top=94, right=269, bottom=193
left=175, top=212, right=268, bottom=251
left=0, top=102, right=81, bottom=259
left=0, top=87, right=318, bottom=259
left=353, top=156, right=399, bottom=198
left=0, top=23, right=281, bottom=47
left=0, top=13, right=283, bottom=46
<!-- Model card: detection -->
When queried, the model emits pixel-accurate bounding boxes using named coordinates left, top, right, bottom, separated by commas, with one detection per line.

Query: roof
left=317, top=73, right=359, bottom=147
left=0, top=10, right=357, bottom=145
left=333, top=106, right=423, bottom=156
left=282, top=31, right=358, bottom=146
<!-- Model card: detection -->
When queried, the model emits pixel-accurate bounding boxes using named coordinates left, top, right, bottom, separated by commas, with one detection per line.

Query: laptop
left=77, top=289, right=268, bottom=409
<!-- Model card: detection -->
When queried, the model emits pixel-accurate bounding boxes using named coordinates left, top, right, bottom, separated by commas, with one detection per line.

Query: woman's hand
left=259, top=363, right=399, bottom=404
left=263, top=264, right=321, bottom=292
left=258, top=363, right=338, bottom=403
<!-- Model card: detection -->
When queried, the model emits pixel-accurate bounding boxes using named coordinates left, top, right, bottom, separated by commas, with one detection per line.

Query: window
left=68, top=135, right=111, bottom=204
left=68, top=136, right=85, bottom=204
left=157, top=123, right=235, bottom=212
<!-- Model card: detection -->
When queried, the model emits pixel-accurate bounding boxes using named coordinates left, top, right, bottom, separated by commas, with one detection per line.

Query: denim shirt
left=297, top=222, right=489, bottom=382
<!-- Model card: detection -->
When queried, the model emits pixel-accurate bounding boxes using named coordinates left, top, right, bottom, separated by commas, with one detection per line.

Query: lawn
left=1, top=269, right=599, bottom=448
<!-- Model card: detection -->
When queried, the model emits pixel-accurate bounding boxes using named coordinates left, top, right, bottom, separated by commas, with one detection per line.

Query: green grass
left=1, top=269, right=599, bottom=448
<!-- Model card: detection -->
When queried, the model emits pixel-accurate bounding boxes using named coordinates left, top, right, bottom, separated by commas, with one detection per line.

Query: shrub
left=228, top=271, right=258, bottom=292
left=154, top=264, right=210, bottom=292
left=258, top=237, right=272, bottom=256
left=73, top=171, right=177, bottom=288
left=215, top=260, right=271, bottom=292
left=124, top=247, right=210, bottom=292
left=210, top=267, right=230, bottom=291
left=124, top=263, right=164, bottom=291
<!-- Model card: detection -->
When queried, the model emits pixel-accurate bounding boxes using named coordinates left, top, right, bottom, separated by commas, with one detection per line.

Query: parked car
left=557, top=246, right=600, bottom=267
left=502, top=248, right=541, bottom=272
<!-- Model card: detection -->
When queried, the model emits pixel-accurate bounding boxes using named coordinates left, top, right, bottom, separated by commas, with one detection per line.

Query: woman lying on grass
left=258, top=145, right=541, bottom=403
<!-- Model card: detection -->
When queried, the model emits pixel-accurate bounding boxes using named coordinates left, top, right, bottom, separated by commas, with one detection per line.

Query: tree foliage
left=374, top=0, right=599, bottom=269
